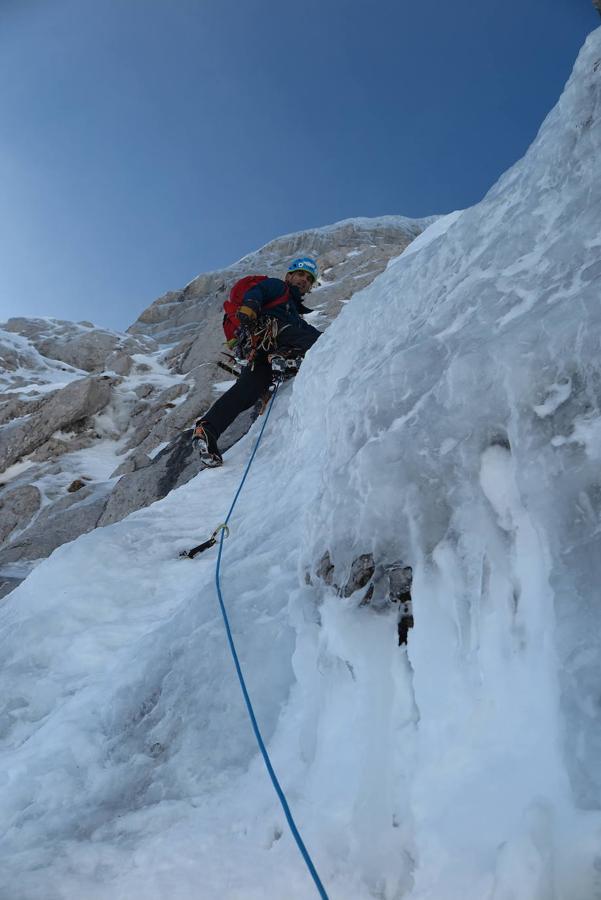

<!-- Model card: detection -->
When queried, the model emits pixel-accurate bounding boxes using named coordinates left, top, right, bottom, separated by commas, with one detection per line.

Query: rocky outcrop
left=0, top=393, right=47, bottom=427
left=99, top=431, right=200, bottom=526
left=0, top=484, right=42, bottom=544
left=99, top=408, right=254, bottom=526
left=313, top=550, right=414, bottom=644
left=0, top=575, right=23, bottom=600
left=0, top=375, right=117, bottom=473
left=0, top=485, right=110, bottom=564
left=2, top=318, right=157, bottom=374
left=117, top=382, right=192, bottom=456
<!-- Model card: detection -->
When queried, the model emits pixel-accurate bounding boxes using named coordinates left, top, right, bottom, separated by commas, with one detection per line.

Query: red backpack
left=222, top=275, right=289, bottom=341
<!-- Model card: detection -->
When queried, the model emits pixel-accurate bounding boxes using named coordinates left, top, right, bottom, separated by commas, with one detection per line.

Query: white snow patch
left=213, top=378, right=237, bottom=393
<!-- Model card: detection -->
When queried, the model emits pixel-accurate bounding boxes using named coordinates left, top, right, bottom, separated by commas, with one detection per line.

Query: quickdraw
left=180, top=523, right=230, bottom=559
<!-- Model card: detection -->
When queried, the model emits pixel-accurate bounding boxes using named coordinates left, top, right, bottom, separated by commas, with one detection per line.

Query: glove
left=237, top=304, right=258, bottom=326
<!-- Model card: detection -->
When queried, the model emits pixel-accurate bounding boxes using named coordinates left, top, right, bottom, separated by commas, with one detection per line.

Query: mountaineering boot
left=193, top=421, right=223, bottom=467
left=252, top=388, right=273, bottom=419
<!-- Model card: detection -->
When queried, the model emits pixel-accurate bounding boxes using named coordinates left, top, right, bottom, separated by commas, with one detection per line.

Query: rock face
left=0, top=215, right=432, bottom=579
left=2, top=318, right=156, bottom=375
left=0, top=375, right=117, bottom=472
left=0, top=485, right=111, bottom=564
left=98, top=431, right=199, bottom=526
left=0, top=484, right=42, bottom=544
left=99, top=408, right=254, bottom=527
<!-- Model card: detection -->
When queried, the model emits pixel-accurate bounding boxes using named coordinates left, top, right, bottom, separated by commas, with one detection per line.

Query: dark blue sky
left=0, top=0, right=596, bottom=331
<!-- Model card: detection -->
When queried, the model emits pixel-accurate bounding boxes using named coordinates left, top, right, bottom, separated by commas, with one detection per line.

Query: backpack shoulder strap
left=262, top=282, right=290, bottom=311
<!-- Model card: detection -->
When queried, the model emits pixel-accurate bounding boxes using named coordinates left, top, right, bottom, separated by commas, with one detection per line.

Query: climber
left=193, top=257, right=321, bottom=466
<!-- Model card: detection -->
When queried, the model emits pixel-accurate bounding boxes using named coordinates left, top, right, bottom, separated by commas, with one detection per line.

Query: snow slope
left=2, top=28, right=601, bottom=900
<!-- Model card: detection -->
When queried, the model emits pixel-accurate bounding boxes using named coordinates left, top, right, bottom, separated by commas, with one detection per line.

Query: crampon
left=192, top=422, right=223, bottom=467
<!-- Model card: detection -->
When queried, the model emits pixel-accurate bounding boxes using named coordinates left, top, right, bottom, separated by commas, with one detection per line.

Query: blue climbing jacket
left=243, top=278, right=315, bottom=331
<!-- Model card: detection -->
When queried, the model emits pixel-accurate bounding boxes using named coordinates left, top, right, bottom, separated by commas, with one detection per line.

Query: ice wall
left=283, top=26, right=601, bottom=899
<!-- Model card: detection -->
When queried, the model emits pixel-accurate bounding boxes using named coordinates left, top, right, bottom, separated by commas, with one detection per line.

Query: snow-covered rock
left=2, top=317, right=156, bottom=374
left=0, top=374, right=117, bottom=472
left=0, top=484, right=41, bottom=544
left=0, top=483, right=111, bottom=564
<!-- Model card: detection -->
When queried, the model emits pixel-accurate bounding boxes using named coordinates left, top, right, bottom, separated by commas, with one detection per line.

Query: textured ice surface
left=1, top=28, right=601, bottom=900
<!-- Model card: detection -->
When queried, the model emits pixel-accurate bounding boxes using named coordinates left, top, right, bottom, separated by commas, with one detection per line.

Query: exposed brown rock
left=67, top=479, right=86, bottom=493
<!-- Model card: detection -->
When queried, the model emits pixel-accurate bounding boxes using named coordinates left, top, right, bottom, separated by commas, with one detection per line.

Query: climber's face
left=285, top=270, right=314, bottom=295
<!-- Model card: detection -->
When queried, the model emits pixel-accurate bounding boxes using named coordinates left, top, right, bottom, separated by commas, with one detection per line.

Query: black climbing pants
left=202, top=321, right=320, bottom=439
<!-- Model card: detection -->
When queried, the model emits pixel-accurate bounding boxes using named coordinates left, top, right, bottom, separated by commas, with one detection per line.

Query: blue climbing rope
left=214, top=384, right=330, bottom=900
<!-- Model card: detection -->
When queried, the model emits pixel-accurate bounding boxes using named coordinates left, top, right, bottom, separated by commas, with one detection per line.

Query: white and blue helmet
left=287, top=256, right=319, bottom=283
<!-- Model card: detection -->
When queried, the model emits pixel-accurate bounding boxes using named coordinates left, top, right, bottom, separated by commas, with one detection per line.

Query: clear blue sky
left=0, top=0, right=596, bottom=331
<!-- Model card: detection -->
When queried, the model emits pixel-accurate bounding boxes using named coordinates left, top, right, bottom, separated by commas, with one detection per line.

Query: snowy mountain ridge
left=1, top=26, right=601, bottom=900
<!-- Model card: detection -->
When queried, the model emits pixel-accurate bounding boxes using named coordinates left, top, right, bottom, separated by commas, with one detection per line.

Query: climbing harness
left=251, top=317, right=280, bottom=355
left=234, top=318, right=280, bottom=367
left=185, top=385, right=330, bottom=900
